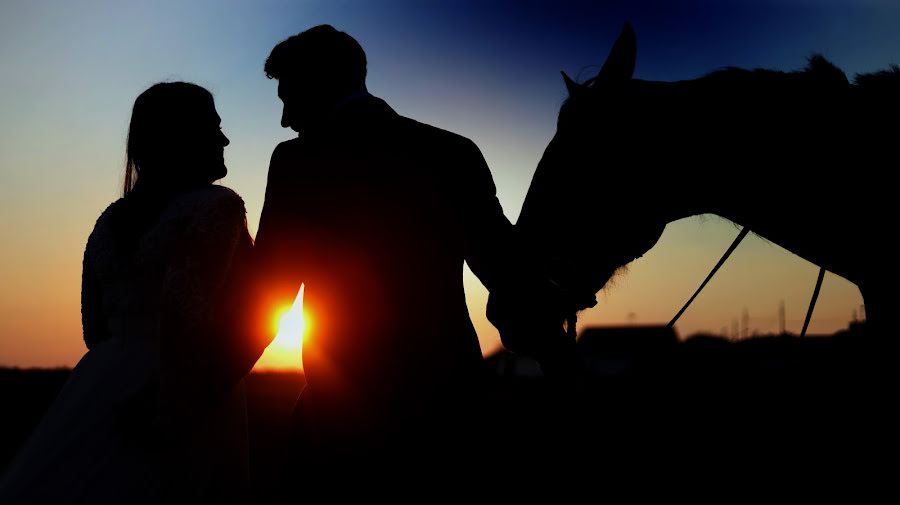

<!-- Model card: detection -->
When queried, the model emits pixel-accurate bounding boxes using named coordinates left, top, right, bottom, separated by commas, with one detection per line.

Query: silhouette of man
left=254, top=25, right=514, bottom=456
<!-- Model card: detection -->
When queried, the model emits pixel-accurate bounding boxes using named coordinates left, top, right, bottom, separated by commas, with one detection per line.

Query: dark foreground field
left=2, top=325, right=896, bottom=489
left=0, top=368, right=306, bottom=497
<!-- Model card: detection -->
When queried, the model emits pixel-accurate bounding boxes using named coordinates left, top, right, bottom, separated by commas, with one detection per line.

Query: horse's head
left=516, top=23, right=671, bottom=308
left=487, top=24, right=674, bottom=361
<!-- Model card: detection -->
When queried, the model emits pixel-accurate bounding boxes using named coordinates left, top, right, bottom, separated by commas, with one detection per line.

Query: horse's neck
left=681, top=189, right=869, bottom=293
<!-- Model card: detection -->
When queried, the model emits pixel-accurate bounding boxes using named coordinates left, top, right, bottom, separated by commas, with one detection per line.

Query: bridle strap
left=800, top=267, right=826, bottom=337
left=668, top=226, right=750, bottom=329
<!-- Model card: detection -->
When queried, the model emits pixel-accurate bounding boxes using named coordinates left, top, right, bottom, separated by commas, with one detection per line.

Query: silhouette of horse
left=490, top=24, right=897, bottom=360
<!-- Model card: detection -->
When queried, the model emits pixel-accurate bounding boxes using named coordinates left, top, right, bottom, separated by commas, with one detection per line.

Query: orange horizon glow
left=253, top=284, right=308, bottom=371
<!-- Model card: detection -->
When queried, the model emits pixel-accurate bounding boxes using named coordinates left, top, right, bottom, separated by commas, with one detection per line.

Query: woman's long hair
left=124, top=82, right=215, bottom=196
left=112, top=82, right=216, bottom=251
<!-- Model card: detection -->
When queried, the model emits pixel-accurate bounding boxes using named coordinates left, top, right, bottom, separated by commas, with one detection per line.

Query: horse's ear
left=593, top=22, right=636, bottom=86
left=561, top=71, right=585, bottom=97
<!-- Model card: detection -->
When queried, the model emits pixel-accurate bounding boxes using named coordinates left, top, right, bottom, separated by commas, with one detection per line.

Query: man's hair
left=265, top=25, right=367, bottom=88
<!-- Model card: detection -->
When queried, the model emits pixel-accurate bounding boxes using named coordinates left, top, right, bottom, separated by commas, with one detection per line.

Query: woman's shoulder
left=170, top=185, right=248, bottom=234
left=183, top=184, right=245, bottom=208
left=92, top=197, right=125, bottom=228
left=84, top=198, right=129, bottom=274
left=88, top=197, right=127, bottom=246
left=170, top=184, right=246, bottom=219
left=84, top=186, right=248, bottom=271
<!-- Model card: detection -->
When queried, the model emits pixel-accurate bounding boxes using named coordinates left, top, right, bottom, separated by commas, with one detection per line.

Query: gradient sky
left=1, top=0, right=895, bottom=368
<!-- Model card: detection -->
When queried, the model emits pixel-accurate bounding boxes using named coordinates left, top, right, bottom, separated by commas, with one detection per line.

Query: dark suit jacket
left=253, top=95, right=512, bottom=441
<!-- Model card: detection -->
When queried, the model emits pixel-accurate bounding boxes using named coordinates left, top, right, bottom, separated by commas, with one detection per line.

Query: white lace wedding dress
left=0, top=185, right=253, bottom=504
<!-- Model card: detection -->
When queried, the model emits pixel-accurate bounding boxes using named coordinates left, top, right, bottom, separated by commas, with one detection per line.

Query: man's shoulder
left=272, top=137, right=303, bottom=158
left=396, top=115, right=479, bottom=153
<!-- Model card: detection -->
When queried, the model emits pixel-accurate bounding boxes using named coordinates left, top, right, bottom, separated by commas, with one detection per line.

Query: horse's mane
left=704, top=55, right=900, bottom=94
left=854, top=64, right=900, bottom=88
left=702, top=54, right=850, bottom=88
left=567, top=54, right=900, bottom=105
left=557, top=54, right=900, bottom=143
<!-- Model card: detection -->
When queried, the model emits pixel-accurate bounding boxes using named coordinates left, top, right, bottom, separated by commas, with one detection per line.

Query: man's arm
left=455, top=138, right=515, bottom=292
left=457, top=139, right=573, bottom=367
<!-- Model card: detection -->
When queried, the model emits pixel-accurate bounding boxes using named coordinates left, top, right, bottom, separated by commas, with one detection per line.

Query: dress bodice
left=84, top=185, right=248, bottom=347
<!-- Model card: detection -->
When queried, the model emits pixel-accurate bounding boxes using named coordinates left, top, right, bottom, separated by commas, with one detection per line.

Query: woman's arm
left=81, top=246, right=109, bottom=350
left=160, top=188, right=266, bottom=400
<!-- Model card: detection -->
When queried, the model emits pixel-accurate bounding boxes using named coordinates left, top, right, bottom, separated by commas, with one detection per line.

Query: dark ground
left=0, top=368, right=306, bottom=497
left=1, top=325, right=896, bottom=491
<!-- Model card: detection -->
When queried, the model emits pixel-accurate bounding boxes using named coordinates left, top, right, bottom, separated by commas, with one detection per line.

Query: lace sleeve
left=161, top=188, right=254, bottom=392
left=162, top=190, right=247, bottom=332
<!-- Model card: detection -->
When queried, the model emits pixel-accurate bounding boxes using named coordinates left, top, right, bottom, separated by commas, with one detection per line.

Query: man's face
left=277, top=77, right=334, bottom=134
left=278, top=79, right=300, bottom=132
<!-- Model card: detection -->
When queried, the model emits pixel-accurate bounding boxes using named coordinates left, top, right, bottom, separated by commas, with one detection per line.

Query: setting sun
left=254, top=284, right=308, bottom=371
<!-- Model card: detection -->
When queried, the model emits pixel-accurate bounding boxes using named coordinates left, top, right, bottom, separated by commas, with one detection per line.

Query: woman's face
left=178, top=98, right=230, bottom=184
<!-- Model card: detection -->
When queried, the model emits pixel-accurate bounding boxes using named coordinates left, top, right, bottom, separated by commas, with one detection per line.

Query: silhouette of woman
left=0, top=82, right=257, bottom=504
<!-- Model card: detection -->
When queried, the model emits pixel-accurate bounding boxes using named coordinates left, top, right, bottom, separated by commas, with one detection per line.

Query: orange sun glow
left=253, top=284, right=308, bottom=371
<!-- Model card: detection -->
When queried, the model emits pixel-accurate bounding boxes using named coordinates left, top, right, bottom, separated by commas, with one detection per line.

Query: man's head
left=265, top=25, right=368, bottom=133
